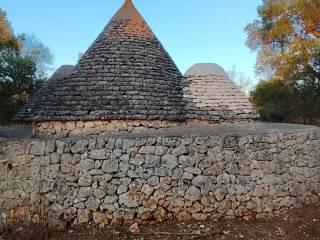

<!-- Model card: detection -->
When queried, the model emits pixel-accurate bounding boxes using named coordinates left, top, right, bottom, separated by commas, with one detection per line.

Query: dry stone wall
left=35, top=120, right=258, bottom=138
left=36, top=120, right=183, bottom=138
left=0, top=124, right=320, bottom=227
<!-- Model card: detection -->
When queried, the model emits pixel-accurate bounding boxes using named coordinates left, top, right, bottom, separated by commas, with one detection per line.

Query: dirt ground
left=1, top=206, right=320, bottom=240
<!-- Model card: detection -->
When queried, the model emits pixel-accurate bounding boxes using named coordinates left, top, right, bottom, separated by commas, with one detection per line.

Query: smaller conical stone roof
left=183, top=63, right=258, bottom=122
left=49, top=65, right=75, bottom=81
left=16, top=0, right=185, bottom=122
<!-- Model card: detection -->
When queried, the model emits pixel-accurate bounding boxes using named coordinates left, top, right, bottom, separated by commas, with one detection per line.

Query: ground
left=1, top=206, right=320, bottom=240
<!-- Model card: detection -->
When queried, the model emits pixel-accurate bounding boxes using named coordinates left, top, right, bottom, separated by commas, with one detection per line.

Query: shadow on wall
left=0, top=126, right=33, bottom=139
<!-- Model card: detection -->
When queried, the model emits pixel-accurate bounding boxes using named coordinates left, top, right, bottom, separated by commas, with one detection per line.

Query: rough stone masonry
left=0, top=123, right=319, bottom=227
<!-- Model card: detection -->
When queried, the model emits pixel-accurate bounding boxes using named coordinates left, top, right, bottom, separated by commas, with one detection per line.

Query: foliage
left=293, top=71, right=320, bottom=124
left=245, top=0, right=320, bottom=77
left=0, top=51, right=44, bottom=124
left=0, top=8, right=48, bottom=124
left=246, top=0, right=320, bottom=124
left=0, top=9, right=21, bottom=51
left=250, top=78, right=295, bottom=122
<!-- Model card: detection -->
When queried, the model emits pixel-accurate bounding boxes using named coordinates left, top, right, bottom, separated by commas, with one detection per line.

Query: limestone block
left=29, top=141, right=46, bottom=156
left=185, top=186, right=201, bottom=202
left=161, top=154, right=178, bottom=170
left=119, top=192, right=143, bottom=208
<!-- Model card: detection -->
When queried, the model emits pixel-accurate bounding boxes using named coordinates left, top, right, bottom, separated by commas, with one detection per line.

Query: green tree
left=245, top=0, right=320, bottom=124
left=0, top=8, right=47, bottom=124
left=0, top=51, right=44, bottom=124
left=250, top=78, right=294, bottom=122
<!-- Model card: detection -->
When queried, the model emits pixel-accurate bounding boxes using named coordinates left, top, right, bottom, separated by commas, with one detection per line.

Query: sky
left=1, top=0, right=261, bottom=80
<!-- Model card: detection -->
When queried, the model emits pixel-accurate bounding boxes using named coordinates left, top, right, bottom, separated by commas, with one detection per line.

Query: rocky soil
left=1, top=205, right=320, bottom=240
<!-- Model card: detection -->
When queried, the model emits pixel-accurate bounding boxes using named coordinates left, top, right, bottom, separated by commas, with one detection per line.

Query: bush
left=250, top=78, right=295, bottom=122
left=0, top=51, right=44, bottom=124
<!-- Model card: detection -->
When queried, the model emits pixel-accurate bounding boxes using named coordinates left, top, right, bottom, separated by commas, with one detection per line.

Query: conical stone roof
left=16, top=0, right=185, bottom=122
left=183, top=63, right=258, bottom=121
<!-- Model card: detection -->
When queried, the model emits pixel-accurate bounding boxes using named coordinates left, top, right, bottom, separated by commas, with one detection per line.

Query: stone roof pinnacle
left=113, top=0, right=141, bottom=21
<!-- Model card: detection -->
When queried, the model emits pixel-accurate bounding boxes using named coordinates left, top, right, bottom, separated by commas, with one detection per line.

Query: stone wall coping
left=0, top=123, right=319, bottom=142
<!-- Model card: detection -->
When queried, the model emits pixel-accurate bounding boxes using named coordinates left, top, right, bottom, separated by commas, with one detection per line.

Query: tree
left=0, top=8, right=46, bottom=124
left=250, top=78, right=295, bottom=122
left=245, top=0, right=320, bottom=77
left=227, top=65, right=255, bottom=94
left=293, top=70, right=320, bottom=124
left=0, top=51, right=44, bottom=124
left=245, top=0, right=320, bottom=124
left=21, top=34, right=53, bottom=77
left=0, top=9, right=20, bottom=51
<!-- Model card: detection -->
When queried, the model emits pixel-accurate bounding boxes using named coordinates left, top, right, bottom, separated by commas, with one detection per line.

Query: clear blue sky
left=1, top=0, right=261, bottom=79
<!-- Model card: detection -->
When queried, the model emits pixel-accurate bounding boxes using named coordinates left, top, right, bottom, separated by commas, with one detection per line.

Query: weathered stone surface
left=129, top=223, right=140, bottom=234
left=155, top=146, right=168, bottom=156
left=79, top=159, right=95, bottom=172
left=147, top=176, right=159, bottom=186
left=89, top=149, right=105, bottom=160
left=141, top=184, right=154, bottom=196
left=119, top=192, right=143, bottom=208
left=29, top=142, right=46, bottom=156
left=102, top=159, right=119, bottom=173
left=64, top=207, right=77, bottom=221
left=94, top=188, right=107, bottom=199
left=191, top=176, right=211, bottom=188
left=214, top=188, right=227, bottom=202
left=161, top=154, right=178, bottom=169
left=78, top=187, right=93, bottom=198
left=172, top=146, right=188, bottom=157
left=253, top=185, right=269, bottom=197
left=50, top=153, right=60, bottom=164
left=130, top=154, right=144, bottom=166
left=145, top=155, right=160, bottom=168
left=185, top=167, right=201, bottom=175
left=153, top=207, right=167, bottom=222
left=77, top=209, right=91, bottom=224
left=117, top=185, right=128, bottom=195
left=182, top=172, right=193, bottom=180
left=78, top=175, right=93, bottom=187
left=71, top=139, right=89, bottom=154
left=104, top=195, right=118, bottom=204
left=139, top=146, right=156, bottom=155
left=185, top=186, right=201, bottom=202
left=46, top=140, right=56, bottom=153
left=93, top=212, right=108, bottom=225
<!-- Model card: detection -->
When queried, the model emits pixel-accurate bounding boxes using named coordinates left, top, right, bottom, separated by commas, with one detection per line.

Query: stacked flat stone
left=1, top=124, right=320, bottom=225
left=183, top=63, right=258, bottom=122
left=15, top=0, right=185, bottom=122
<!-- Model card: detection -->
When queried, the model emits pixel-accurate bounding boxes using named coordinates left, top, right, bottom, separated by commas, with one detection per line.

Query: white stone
left=89, top=149, right=105, bottom=160
left=185, top=186, right=201, bottom=202
left=161, top=154, right=178, bottom=169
